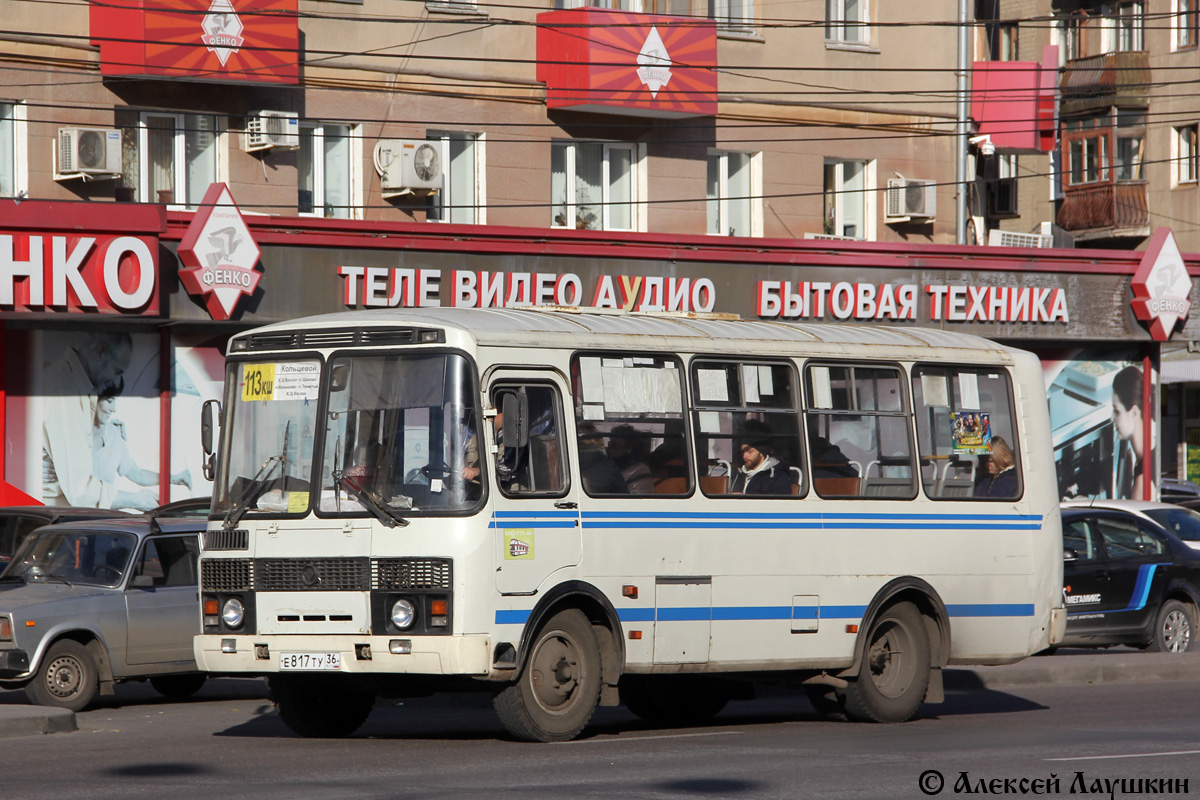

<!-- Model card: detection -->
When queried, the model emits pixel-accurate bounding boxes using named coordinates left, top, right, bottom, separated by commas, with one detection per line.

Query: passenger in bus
left=974, top=436, right=1017, bottom=497
left=731, top=422, right=792, bottom=495
left=810, top=434, right=859, bottom=479
left=606, top=425, right=655, bottom=494
left=577, top=425, right=629, bottom=494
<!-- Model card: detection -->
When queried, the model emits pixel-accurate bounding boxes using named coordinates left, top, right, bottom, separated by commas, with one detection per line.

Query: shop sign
left=90, top=0, right=299, bottom=85
left=178, top=184, right=262, bottom=321
left=535, top=8, right=717, bottom=118
left=0, top=233, right=158, bottom=314
left=1131, top=227, right=1192, bottom=342
left=334, top=266, right=1071, bottom=324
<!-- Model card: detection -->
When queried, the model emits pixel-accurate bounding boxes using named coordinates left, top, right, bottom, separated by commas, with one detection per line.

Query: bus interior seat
left=654, top=477, right=689, bottom=495
left=812, top=476, right=859, bottom=496
left=699, top=475, right=728, bottom=495
left=790, top=466, right=803, bottom=495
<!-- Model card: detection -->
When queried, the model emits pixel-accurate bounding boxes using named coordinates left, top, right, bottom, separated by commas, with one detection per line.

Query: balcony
left=1060, top=51, right=1150, bottom=115
left=1056, top=182, right=1149, bottom=241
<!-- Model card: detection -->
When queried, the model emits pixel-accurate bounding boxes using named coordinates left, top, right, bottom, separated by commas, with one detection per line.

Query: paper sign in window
left=810, top=366, right=833, bottom=409
left=697, top=369, right=729, bottom=403
left=698, top=411, right=721, bottom=433
left=959, top=372, right=980, bottom=409
left=758, top=365, right=775, bottom=396
left=921, top=374, right=949, bottom=407
left=741, top=365, right=760, bottom=404
left=579, top=357, right=604, bottom=403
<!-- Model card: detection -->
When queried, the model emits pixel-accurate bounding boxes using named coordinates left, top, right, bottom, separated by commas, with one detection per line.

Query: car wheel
left=25, top=640, right=99, bottom=712
left=150, top=674, right=208, bottom=699
left=1148, top=599, right=1195, bottom=654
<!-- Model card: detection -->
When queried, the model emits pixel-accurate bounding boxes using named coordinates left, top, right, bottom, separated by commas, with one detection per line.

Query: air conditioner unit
left=245, top=111, right=300, bottom=152
left=988, top=177, right=1019, bottom=217
left=987, top=229, right=1054, bottom=248
left=374, top=140, right=443, bottom=196
left=885, top=178, right=936, bottom=221
left=56, top=128, right=122, bottom=179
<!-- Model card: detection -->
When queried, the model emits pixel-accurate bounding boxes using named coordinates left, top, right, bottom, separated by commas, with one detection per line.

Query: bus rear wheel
left=494, top=609, right=601, bottom=742
left=270, top=674, right=376, bottom=738
left=841, top=602, right=930, bottom=723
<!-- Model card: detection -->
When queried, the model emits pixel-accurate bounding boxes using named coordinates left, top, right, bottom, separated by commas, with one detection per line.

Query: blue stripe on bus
left=582, top=521, right=1040, bottom=531
left=493, top=511, right=580, bottom=518
left=580, top=511, right=1043, bottom=522
left=497, top=602, right=1030, bottom=626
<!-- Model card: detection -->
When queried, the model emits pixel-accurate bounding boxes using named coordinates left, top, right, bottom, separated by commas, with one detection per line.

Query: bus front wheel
left=494, top=608, right=601, bottom=742
left=841, top=601, right=930, bottom=723
left=270, top=674, right=376, bottom=738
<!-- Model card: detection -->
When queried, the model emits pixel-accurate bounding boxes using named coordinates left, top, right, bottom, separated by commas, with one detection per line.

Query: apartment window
left=707, top=151, right=757, bottom=237
left=1174, top=0, right=1198, bottom=49
left=823, top=159, right=870, bottom=239
left=138, top=112, right=219, bottom=209
left=987, top=21, right=1019, bottom=60
left=428, top=132, right=483, bottom=225
left=298, top=123, right=352, bottom=219
left=552, top=141, right=638, bottom=231
left=1114, top=111, right=1145, bottom=182
left=0, top=102, right=14, bottom=197
left=826, top=0, right=870, bottom=44
left=1064, top=118, right=1108, bottom=186
left=1175, top=125, right=1198, bottom=184
left=1115, top=1, right=1144, bottom=51
left=1055, top=12, right=1087, bottom=61
left=712, top=0, right=754, bottom=31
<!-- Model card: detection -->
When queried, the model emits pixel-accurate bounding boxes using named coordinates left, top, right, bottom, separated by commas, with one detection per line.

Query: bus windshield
left=318, top=352, right=481, bottom=515
left=215, top=359, right=323, bottom=520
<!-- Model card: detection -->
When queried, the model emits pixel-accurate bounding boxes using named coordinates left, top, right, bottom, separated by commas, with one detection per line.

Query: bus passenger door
left=489, top=374, right=582, bottom=595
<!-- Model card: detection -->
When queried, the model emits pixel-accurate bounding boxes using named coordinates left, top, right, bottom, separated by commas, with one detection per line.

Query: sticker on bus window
left=697, top=369, right=728, bottom=403
left=951, top=411, right=991, bottom=454
left=741, top=365, right=761, bottom=404
left=241, top=364, right=276, bottom=402
left=504, top=531, right=535, bottom=560
left=241, top=362, right=320, bottom=402
left=287, top=491, right=309, bottom=513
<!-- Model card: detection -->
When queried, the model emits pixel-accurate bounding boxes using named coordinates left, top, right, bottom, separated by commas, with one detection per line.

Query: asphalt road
left=1, top=673, right=1198, bottom=800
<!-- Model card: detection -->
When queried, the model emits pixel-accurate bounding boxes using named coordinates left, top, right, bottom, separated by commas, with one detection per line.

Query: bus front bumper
left=194, top=634, right=493, bottom=676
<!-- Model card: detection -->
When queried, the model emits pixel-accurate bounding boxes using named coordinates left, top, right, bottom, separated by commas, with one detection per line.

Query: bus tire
left=494, top=609, right=601, bottom=742
left=270, top=674, right=375, bottom=738
left=620, top=675, right=730, bottom=723
left=841, top=602, right=930, bottom=723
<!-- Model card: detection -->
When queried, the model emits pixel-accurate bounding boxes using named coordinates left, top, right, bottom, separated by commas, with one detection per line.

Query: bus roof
left=235, top=308, right=1022, bottom=360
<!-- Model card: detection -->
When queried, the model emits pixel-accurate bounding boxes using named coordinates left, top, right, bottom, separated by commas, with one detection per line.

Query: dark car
left=0, top=506, right=132, bottom=565
left=0, top=516, right=207, bottom=710
left=1060, top=504, right=1200, bottom=653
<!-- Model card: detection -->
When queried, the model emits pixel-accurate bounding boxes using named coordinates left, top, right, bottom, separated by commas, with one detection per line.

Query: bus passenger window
left=691, top=360, right=803, bottom=498
left=571, top=354, right=690, bottom=497
left=804, top=364, right=915, bottom=499
left=911, top=366, right=1021, bottom=501
left=490, top=384, right=568, bottom=497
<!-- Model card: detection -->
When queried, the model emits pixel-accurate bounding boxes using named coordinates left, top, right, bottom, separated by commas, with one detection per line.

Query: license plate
left=278, top=652, right=342, bottom=671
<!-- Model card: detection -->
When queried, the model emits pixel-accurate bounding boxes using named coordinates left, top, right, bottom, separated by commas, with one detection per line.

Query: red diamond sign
left=1131, top=227, right=1192, bottom=342
left=177, top=183, right=262, bottom=321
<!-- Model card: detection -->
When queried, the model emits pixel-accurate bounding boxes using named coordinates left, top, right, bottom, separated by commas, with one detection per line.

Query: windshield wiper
left=332, top=470, right=410, bottom=528
left=223, top=422, right=291, bottom=531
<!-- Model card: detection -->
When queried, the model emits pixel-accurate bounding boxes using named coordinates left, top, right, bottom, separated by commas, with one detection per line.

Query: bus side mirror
left=500, top=392, right=529, bottom=448
left=201, top=399, right=222, bottom=482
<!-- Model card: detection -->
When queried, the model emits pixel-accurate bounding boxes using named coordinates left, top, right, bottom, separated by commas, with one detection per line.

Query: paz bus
left=194, top=308, right=1066, bottom=742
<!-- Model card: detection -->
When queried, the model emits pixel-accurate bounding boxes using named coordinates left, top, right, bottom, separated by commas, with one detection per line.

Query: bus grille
left=255, top=558, right=370, bottom=591
left=201, top=559, right=253, bottom=592
left=204, top=529, right=248, bottom=551
left=373, top=558, right=452, bottom=590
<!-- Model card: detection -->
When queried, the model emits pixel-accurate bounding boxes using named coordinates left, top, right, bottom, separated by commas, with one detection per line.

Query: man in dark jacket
left=730, top=425, right=793, bottom=495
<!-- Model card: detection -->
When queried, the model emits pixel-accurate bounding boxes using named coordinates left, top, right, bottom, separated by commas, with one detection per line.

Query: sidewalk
left=0, top=649, right=1196, bottom=739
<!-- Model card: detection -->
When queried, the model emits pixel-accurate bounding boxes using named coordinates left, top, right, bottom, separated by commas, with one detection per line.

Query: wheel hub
left=47, top=657, right=82, bottom=698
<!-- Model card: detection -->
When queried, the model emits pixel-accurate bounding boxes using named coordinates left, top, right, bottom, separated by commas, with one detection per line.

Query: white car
left=1061, top=499, right=1200, bottom=552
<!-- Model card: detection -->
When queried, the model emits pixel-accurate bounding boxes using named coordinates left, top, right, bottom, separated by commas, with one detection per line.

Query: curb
left=946, top=652, right=1200, bottom=690
left=0, top=706, right=76, bottom=739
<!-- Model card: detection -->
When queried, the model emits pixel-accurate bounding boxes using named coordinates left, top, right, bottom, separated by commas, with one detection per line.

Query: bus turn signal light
left=628, top=631, right=642, bottom=640
left=622, top=585, right=638, bottom=599
left=846, top=624, right=859, bottom=633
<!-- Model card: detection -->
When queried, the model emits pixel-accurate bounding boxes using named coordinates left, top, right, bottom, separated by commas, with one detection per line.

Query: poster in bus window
left=1039, top=347, right=1156, bottom=502
left=951, top=411, right=991, bottom=454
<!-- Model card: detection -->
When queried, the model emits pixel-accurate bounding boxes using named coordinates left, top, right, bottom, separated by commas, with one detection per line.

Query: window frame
left=491, top=381, right=571, bottom=499
left=428, top=131, right=485, bottom=225
left=1173, top=124, right=1199, bottom=185
left=1174, top=0, right=1198, bottom=49
left=706, top=150, right=761, bottom=237
left=137, top=111, right=221, bottom=211
left=0, top=100, right=26, bottom=200
left=1114, top=0, right=1144, bottom=52
left=1063, top=120, right=1111, bottom=187
left=298, top=121, right=356, bottom=220
left=551, top=141, right=643, bottom=232
left=822, top=158, right=875, bottom=240
left=825, top=0, right=871, bottom=46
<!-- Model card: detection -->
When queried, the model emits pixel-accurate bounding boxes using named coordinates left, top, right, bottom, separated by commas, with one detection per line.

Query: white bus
left=194, top=308, right=1066, bottom=742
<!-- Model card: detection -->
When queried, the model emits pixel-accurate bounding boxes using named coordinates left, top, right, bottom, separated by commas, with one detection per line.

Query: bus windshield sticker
left=811, top=366, right=833, bottom=409
left=274, top=362, right=321, bottom=401
left=959, top=372, right=981, bottom=409
left=741, top=365, right=761, bottom=404
left=242, top=363, right=276, bottom=402
left=287, top=491, right=309, bottom=513
left=921, top=374, right=949, bottom=407
left=580, top=357, right=604, bottom=403
left=758, top=365, right=775, bottom=396
left=697, top=369, right=728, bottom=403
left=951, top=411, right=991, bottom=453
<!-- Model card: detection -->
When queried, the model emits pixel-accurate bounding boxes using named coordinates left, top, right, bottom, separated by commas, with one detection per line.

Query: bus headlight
left=391, top=598, right=416, bottom=630
left=222, top=598, right=245, bottom=629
